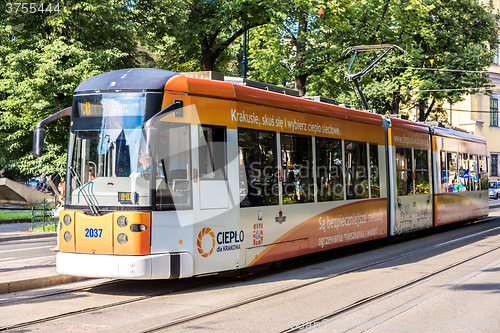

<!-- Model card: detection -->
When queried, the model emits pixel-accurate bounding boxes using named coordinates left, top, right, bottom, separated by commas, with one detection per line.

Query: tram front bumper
left=56, top=252, right=193, bottom=279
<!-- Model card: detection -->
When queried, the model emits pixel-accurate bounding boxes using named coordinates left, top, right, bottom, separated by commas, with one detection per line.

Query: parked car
left=489, top=180, right=500, bottom=200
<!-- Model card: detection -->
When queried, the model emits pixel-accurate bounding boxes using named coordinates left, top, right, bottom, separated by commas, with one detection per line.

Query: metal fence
left=31, top=197, right=57, bottom=231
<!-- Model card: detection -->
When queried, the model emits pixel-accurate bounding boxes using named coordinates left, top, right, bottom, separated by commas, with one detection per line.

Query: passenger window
left=470, top=155, right=479, bottom=191
left=440, top=151, right=447, bottom=193
left=238, top=128, right=278, bottom=207
left=414, top=149, right=429, bottom=194
left=396, top=147, right=413, bottom=196
left=281, top=134, right=313, bottom=204
left=316, top=137, right=343, bottom=201
left=199, top=125, right=226, bottom=180
left=447, top=152, right=458, bottom=192
left=370, top=144, right=380, bottom=198
left=480, top=155, right=488, bottom=189
left=345, top=141, right=369, bottom=199
left=459, top=153, right=469, bottom=192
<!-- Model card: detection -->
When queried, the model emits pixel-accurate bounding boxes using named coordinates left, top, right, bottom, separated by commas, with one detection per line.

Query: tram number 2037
left=85, top=228, right=103, bottom=238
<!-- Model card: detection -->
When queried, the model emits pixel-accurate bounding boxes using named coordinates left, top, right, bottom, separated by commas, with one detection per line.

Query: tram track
left=1, top=219, right=499, bottom=332
left=281, top=243, right=500, bottom=333
left=139, top=221, right=500, bottom=333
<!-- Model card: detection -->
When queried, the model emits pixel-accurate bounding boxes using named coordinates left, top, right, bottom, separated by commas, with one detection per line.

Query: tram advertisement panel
left=389, top=127, right=433, bottom=235
left=246, top=199, right=387, bottom=266
left=433, top=130, right=488, bottom=225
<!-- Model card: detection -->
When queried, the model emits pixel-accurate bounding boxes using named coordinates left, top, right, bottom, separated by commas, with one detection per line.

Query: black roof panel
left=74, top=68, right=180, bottom=93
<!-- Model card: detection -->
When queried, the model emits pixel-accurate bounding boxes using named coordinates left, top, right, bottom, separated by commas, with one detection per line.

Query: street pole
left=242, top=30, right=248, bottom=78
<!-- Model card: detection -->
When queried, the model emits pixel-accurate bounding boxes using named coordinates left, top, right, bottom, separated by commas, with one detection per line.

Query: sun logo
left=197, top=227, right=216, bottom=257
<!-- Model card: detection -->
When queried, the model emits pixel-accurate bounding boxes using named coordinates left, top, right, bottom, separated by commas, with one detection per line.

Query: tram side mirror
left=140, top=127, right=157, bottom=158
left=33, top=127, right=46, bottom=158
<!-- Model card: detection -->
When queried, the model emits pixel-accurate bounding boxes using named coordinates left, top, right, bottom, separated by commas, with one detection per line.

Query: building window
left=490, top=98, right=498, bottom=127
left=494, top=36, right=500, bottom=65
left=491, top=153, right=499, bottom=177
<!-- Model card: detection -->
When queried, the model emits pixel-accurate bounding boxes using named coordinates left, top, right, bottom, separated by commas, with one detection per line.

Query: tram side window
left=155, top=123, right=192, bottom=210
left=316, top=137, right=343, bottom=201
left=281, top=134, right=313, bottom=204
left=396, top=147, right=413, bottom=196
left=440, top=151, right=448, bottom=193
left=199, top=125, right=226, bottom=180
left=459, top=153, right=469, bottom=192
left=370, top=144, right=380, bottom=198
left=470, top=155, right=479, bottom=191
left=414, top=149, right=429, bottom=194
left=480, top=155, right=489, bottom=189
left=238, top=128, right=278, bottom=207
left=345, top=141, right=369, bottom=199
left=447, top=152, right=458, bottom=192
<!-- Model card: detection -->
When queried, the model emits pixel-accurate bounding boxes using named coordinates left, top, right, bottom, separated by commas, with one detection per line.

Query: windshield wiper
left=69, top=166, right=101, bottom=216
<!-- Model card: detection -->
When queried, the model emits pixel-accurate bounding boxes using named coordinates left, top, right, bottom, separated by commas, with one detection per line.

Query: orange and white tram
left=33, top=68, right=489, bottom=279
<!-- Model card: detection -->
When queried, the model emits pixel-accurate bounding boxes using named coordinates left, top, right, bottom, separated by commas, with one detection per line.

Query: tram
left=33, top=68, right=489, bottom=279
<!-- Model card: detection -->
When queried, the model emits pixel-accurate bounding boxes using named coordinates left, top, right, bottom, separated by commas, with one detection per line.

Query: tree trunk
left=202, top=48, right=214, bottom=71
left=418, top=99, right=435, bottom=122
left=294, top=10, right=308, bottom=97
left=392, top=91, right=400, bottom=115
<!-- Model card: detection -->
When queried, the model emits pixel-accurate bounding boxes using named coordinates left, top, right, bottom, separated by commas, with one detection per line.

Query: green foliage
left=0, top=210, right=32, bottom=221
left=249, top=0, right=352, bottom=96
left=327, top=0, right=500, bottom=116
left=134, top=0, right=274, bottom=71
left=0, top=0, right=499, bottom=180
left=249, top=0, right=499, bottom=117
left=0, top=0, right=141, bottom=180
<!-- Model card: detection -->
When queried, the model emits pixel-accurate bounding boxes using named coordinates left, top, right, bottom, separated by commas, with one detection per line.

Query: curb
left=0, top=233, right=56, bottom=242
left=0, top=275, right=88, bottom=294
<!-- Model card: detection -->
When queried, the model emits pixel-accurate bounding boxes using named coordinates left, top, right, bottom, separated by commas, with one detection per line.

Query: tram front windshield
left=68, top=92, right=155, bottom=208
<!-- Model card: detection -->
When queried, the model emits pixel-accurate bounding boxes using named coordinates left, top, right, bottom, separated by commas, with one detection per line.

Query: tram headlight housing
left=117, top=216, right=129, bottom=228
left=130, top=224, right=148, bottom=232
left=64, top=231, right=72, bottom=242
left=63, top=214, right=71, bottom=226
left=117, top=233, right=128, bottom=244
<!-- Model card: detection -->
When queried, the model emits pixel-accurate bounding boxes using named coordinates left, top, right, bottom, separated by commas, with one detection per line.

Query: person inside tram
left=88, top=166, right=95, bottom=182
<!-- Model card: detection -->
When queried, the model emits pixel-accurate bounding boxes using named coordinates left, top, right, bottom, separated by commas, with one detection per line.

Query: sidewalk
left=0, top=230, right=87, bottom=294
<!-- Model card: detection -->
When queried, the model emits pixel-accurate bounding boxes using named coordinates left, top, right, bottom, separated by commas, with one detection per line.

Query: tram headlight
left=117, top=233, right=128, bottom=244
left=130, top=224, right=148, bottom=232
left=63, top=214, right=71, bottom=226
left=64, top=231, right=72, bottom=242
left=117, top=216, right=129, bottom=228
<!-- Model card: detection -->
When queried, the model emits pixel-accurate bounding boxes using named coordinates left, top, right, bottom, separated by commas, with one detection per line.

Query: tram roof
left=74, top=68, right=180, bottom=93
left=164, top=73, right=384, bottom=127
left=432, top=125, right=486, bottom=143
left=74, top=69, right=484, bottom=140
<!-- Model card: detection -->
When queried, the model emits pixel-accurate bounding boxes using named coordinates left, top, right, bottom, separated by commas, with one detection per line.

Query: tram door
left=198, top=125, right=229, bottom=209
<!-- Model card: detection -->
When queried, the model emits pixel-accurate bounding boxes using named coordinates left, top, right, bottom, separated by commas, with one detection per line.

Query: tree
left=0, top=0, right=142, bottom=180
left=249, top=1, right=350, bottom=96
left=329, top=0, right=500, bottom=118
left=249, top=0, right=499, bottom=118
left=134, top=0, right=274, bottom=72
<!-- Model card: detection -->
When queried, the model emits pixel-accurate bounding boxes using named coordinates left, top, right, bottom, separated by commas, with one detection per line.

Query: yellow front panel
left=59, top=210, right=77, bottom=253
left=113, top=212, right=151, bottom=255
left=75, top=212, right=114, bottom=254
